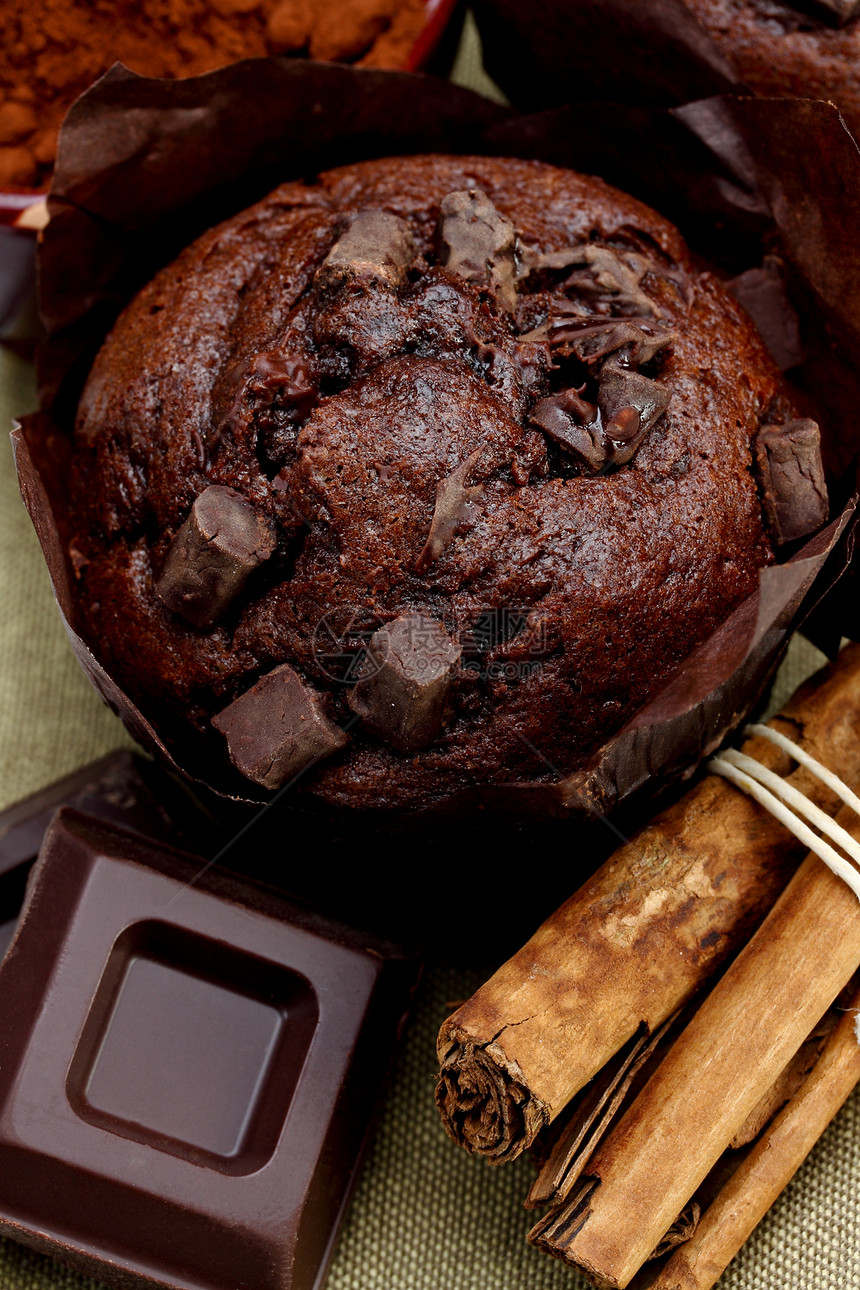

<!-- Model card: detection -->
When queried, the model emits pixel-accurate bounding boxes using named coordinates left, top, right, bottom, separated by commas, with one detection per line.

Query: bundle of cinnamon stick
left=436, top=642, right=860, bottom=1289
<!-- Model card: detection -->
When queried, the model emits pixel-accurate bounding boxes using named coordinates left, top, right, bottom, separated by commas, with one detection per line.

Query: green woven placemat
left=1, top=17, right=859, bottom=1289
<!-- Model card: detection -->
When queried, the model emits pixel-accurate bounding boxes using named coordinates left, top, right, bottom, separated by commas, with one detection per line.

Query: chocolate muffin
left=68, top=154, right=825, bottom=812
left=683, top=0, right=860, bottom=138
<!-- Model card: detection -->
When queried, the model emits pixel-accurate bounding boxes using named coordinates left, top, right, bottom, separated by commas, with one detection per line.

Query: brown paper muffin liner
left=13, top=60, right=859, bottom=816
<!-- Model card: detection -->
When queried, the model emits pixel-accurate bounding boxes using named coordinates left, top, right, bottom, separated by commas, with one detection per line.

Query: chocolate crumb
left=155, top=485, right=276, bottom=628
left=754, top=419, right=829, bottom=544
left=347, top=613, right=462, bottom=752
left=213, top=663, right=348, bottom=789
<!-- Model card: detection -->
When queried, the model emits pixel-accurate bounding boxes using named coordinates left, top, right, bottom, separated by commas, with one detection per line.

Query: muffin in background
left=473, top=0, right=860, bottom=145
left=685, top=0, right=860, bottom=139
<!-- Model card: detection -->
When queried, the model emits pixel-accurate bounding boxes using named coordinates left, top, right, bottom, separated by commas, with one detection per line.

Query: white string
left=717, top=749, right=860, bottom=868
left=744, top=723, right=860, bottom=817
left=708, top=732, right=860, bottom=903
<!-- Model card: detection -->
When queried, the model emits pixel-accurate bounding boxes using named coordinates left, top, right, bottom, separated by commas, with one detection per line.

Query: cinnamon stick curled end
left=435, top=1032, right=549, bottom=1164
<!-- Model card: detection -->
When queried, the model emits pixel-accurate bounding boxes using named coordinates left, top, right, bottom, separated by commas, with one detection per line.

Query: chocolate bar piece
left=347, top=613, right=461, bottom=752
left=155, top=484, right=277, bottom=628
left=314, top=210, right=416, bottom=292
left=213, top=663, right=348, bottom=790
left=0, top=809, right=420, bottom=1290
left=0, top=751, right=212, bottom=964
left=754, top=418, right=828, bottom=544
left=438, top=188, right=517, bottom=310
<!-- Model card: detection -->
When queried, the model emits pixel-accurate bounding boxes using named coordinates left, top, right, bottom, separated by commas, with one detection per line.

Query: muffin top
left=68, top=153, right=799, bottom=812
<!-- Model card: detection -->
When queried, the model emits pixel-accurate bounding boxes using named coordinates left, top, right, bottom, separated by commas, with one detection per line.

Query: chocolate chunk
left=754, top=419, right=829, bottom=544
left=522, top=243, right=672, bottom=315
left=217, top=351, right=318, bottom=461
left=532, top=366, right=669, bottom=472
left=0, top=808, right=420, bottom=1290
left=347, top=613, right=461, bottom=752
left=415, top=446, right=484, bottom=574
left=523, top=308, right=678, bottom=367
left=155, top=484, right=277, bottom=628
left=243, top=350, right=319, bottom=467
left=598, top=362, right=671, bottom=464
left=314, top=209, right=416, bottom=292
left=438, top=188, right=517, bottom=310
left=530, top=389, right=605, bottom=472
left=213, top=663, right=347, bottom=790
left=249, top=350, right=318, bottom=422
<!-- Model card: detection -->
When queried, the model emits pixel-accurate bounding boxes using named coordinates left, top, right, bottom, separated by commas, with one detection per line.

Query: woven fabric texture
left=1, top=20, right=859, bottom=1287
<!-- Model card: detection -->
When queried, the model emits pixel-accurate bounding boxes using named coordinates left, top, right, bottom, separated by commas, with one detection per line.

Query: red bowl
left=408, top=0, right=465, bottom=71
left=0, top=199, right=46, bottom=339
left=0, top=192, right=47, bottom=229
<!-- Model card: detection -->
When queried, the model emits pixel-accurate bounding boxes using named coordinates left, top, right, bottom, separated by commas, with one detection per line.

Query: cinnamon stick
left=527, top=1002, right=830, bottom=1212
left=727, top=1015, right=832, bottom=1149
left=528, top=809, right=860, bottom=1287
left=525, top=1010, right=687, bottom=1209
left=436, top=643, right=860, bottom=1164
left=648, top=981, right=860, bottom=1290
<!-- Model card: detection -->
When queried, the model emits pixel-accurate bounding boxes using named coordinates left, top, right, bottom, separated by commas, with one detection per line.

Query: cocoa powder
left=0, top=0, right=427, bottom=191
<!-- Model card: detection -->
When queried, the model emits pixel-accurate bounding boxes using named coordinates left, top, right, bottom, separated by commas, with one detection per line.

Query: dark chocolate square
left=0, top=810, right=419, bottom=1290
left=82, top=957, right=280, bottom=1155
left=0, top=750, right=216, bottom=970
left=69, top=922, right=316, bottom=1172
